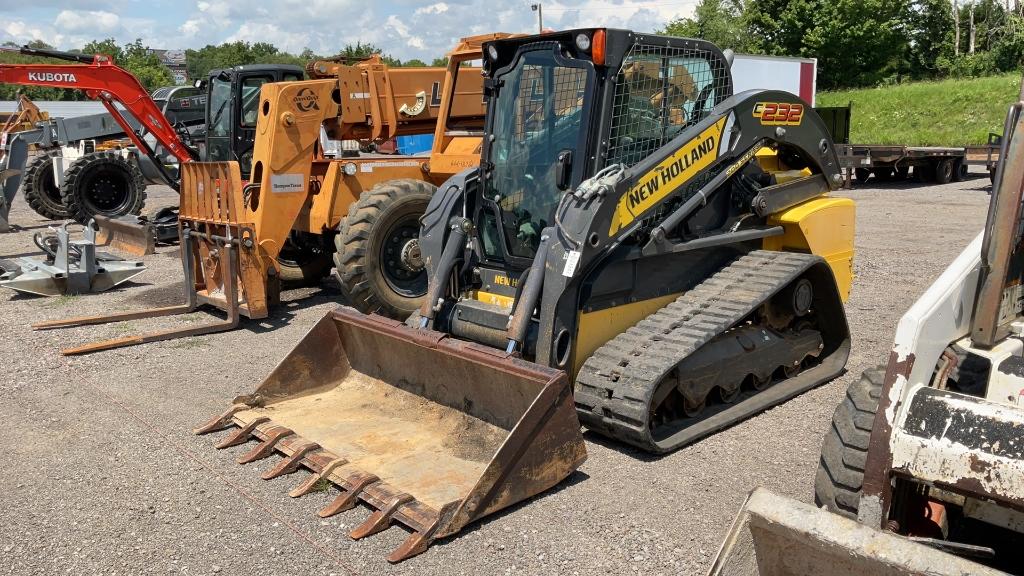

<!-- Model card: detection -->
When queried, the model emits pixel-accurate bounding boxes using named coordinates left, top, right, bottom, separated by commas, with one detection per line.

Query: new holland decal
left=609, top=116, right=727, bottom=235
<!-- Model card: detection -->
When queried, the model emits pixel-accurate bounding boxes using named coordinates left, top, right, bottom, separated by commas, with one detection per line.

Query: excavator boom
left=0, top=46, right=196, bottom=169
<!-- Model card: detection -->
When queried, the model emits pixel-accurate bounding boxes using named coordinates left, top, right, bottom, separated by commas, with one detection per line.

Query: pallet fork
left=33, top=163, right=272, bottom=355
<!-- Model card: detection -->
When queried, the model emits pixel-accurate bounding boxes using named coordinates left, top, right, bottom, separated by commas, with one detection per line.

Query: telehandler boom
left=196, top=29, right=854, bottom=561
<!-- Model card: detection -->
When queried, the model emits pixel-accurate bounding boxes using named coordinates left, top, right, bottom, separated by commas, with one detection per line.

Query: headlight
left=575, top=33, right=591, bottom=51
left=343, top=162, right=358, bottom=176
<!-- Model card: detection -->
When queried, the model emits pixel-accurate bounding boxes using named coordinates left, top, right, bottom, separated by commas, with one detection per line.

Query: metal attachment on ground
left=31, top=163, right=264, bottom=355
left=195, top=307, right=587, bottom=563
left=95, top=207, right=180, bottom=257
left=0, top=219, right=145, bottom=296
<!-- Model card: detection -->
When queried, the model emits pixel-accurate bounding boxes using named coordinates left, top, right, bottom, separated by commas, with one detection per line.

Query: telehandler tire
left=22, top=151, right=68, bottom=220
left=276, top=234, right=333, bottom=287
left=61, top=151, right=146, bottom=225
left=814, top=365, right=884, bottom=519
left=334, top=179, right=435, bottom=319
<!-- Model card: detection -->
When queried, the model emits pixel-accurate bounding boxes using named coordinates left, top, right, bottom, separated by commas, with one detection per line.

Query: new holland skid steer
left=196, top=29, right=855, bottom=562
left=709, top=88, right=1024, bottom=576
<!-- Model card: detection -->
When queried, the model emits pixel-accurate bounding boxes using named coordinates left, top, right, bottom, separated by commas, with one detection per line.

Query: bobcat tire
left=814, top=365, right=884, bottom=519
left=333, top=179, right=434, bottom=319
left=22, top=151, right=68, bottom=220
left=62, top=151, right=146, bottom=225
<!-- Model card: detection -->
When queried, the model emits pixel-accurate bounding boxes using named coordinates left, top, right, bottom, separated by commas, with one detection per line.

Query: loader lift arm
left=0, top=45, right=198, bottom=188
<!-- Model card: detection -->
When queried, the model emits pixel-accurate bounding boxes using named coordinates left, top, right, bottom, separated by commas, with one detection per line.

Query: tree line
left=662, top=0, right=1024, bottom=89
left=0, top=38, right=446, bottom=101
left=5, top=2, right=1021, bottom=103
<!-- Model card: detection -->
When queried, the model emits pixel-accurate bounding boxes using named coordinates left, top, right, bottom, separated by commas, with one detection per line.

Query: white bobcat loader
left=710, top=90, right=1024, bottom=575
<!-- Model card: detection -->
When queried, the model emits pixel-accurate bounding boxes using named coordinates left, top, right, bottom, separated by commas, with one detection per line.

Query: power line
left=542, top=1, right=699, bottom=12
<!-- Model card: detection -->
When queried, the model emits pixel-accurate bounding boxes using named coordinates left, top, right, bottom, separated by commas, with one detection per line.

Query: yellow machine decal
left=609, top=117, right=727, bottom=235
left=472, top=290, right=515, bottom=309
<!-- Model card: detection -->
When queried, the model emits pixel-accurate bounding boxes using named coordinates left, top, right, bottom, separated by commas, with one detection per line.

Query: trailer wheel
left=333, top=179, right=435, bottom=319
left=933, top=158, right=954, bottom=185
left=854, top=168, right=872, bottom=183
left=952, top=159, right=968, bottom=182
left=814, top=365, right=884, bottom=519
left=61, top=151, right=146, bottom=224
left=22, top=151, right=69, bottom=220
left=913, top=163, right=934, bottom=183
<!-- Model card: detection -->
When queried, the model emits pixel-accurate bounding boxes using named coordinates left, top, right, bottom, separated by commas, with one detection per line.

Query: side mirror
left=556, top=149, right=573, bottom=191
left=193, top=79, right=204, bottom=89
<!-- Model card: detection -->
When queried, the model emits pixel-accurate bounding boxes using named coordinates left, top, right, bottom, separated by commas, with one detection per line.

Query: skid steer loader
left=196, top=29, right=854, bottom=562
left=709, top=86, right=1024, bottom=576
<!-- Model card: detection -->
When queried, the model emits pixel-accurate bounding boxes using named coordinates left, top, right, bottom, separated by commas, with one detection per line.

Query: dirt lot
left=0, top=172, right=992, bottom=576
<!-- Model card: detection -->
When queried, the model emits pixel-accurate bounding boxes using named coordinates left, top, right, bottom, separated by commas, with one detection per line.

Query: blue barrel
left=396, top=134, right=434, bottom=155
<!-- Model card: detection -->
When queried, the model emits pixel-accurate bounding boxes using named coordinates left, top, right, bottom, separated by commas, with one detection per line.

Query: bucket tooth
left=318, top=471, right=379, bottom=518
left=289, top=458, right=349, bottom=498
left=236, top=426, right=292, bottom=464
left=215, top=417, right=270, bottom=449
left=388, top=523, right=439, bottom=564
left=194, top=405, right=247, bottom=435
left=350, top=493, right=414, bottom=540
left=261, top=441, right=320, bottom=480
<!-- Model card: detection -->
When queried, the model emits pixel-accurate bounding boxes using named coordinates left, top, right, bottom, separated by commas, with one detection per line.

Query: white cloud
left=1, top=0, right=701, bottom=63
left=414, top=2, right=449, bottom=16
left=54, top=10, right=121, bottom=34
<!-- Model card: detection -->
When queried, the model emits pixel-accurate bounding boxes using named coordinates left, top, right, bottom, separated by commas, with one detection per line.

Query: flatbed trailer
left=815, top=103, right=1002, bottom=185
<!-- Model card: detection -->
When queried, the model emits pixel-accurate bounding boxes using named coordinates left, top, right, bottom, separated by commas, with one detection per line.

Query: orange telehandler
left=33, top=34, right=510, bottom=354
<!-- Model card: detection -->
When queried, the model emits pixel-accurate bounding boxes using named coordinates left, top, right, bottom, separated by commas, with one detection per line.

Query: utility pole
left=954, top=0, right=961, bottom=56
left=531, top=3, right=543, bottom=33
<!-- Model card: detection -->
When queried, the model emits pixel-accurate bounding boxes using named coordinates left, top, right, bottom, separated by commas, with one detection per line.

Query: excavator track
left=575, top=250, right=850, bottom=453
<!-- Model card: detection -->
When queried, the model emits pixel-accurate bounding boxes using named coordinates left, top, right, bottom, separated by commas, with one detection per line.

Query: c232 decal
left=752, top=102, right=804, bottom=126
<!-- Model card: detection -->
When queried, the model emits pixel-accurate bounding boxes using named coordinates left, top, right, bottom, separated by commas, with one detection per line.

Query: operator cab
left=478, top=29, right=734, bottom=269
left=203, top=64, right=304, bottom=178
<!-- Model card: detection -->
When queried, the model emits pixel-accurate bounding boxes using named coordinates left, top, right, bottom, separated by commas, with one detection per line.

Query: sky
left=0, top=1, right=698, bottom=62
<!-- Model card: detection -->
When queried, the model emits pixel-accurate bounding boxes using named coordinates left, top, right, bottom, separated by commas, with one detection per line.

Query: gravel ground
left=0, top=172, right=992, bottom=576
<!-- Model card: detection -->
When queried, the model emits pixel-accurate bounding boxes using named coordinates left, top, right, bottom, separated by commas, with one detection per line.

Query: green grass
left=817, top=73, right=1021, bottom=146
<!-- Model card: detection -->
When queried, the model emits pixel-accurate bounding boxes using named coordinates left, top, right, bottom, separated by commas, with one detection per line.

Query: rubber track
left=575, top=250, right=823, bottom=452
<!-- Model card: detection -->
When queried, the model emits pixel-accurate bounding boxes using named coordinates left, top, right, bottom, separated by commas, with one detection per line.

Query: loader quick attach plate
left=196, top=307, right=587, bottom=563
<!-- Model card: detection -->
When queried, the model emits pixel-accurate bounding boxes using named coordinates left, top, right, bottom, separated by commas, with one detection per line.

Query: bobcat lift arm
left=0, top=45, right=198, bottom=187
left=33, top=34, right=506, bottom=354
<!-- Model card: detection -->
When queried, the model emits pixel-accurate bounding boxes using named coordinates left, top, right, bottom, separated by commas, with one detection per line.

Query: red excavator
left=0, top=45, right=301, bottom=250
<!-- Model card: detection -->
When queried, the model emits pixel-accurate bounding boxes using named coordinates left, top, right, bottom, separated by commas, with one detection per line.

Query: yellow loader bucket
left=195, top=306, right=587, bottom=563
